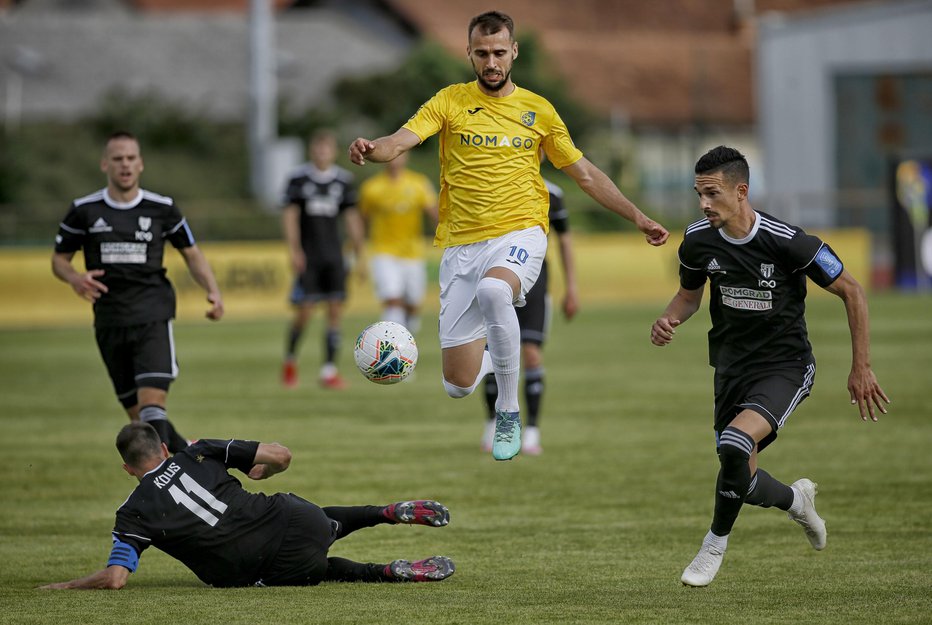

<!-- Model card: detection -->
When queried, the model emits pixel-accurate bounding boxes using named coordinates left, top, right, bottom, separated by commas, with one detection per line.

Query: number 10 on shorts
left=508, top=246, right=529, bottom=264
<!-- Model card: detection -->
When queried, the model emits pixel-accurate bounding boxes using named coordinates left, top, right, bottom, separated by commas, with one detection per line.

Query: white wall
left=757, top=0, right=932, bottom=227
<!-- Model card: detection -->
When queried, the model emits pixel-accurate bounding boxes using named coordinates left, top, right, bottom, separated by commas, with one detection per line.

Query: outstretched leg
left=325, top=501, right=450, bottom=539
left=323, top=505, right=388, bottom=539
left=324, top=556, right=455, bottom=583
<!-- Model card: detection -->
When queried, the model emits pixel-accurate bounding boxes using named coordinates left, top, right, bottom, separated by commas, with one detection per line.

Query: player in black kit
left=39, top=422, right=455, bottom=589
left=281, top=129, right=366, bottom=390
left=481, top=179, right=578, bottom=455
left=52, top=132, right=223, bottom=452
left=651, top=146, right=889, bottom=587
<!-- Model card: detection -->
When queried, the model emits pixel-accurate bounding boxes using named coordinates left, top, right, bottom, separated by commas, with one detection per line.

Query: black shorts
left=258, top=494, right=337, bottom=586
left=290, top=259, right=346, bottom=304
left=713, top=361, right=816, bottom=452
left=95, top=320, right=178, bottom=408
left=516, top=260, right=549, bottom=346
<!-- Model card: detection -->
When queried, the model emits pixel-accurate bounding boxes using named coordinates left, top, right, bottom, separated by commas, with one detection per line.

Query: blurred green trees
left=1, top=33, right=645, bottom=244
left=282, top=35, right=594, bottom=142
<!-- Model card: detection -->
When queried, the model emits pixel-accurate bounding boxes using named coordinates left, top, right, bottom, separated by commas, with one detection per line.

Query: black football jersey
left=545, top=179, right=569, bottom=235
left=678, top=211, right=844, bottom=374
left=54, top=189, right=196, bottom=327
left=281, top=164, right=357, bottom=263
left=111, top=439, right=292, bottom=588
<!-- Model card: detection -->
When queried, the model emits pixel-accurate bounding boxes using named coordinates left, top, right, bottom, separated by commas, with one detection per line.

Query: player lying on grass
left=40, top=422, right=454, bottom=589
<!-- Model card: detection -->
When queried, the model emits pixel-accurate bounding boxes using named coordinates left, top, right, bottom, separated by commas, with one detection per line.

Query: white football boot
left=681, top=542, right=725, bottom=587
left=788, top=478, right=827, bottom=550
left=521, top=425, right=542, bottom=455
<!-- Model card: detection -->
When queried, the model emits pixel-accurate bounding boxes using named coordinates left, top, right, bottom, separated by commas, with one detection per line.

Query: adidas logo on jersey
left=89, top=218, right=113, bottom=233
left=706, top=258, right=725, bottom=273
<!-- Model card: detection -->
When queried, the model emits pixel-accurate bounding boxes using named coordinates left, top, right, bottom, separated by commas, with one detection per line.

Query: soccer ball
left=353, top=321, right=418, bottom=385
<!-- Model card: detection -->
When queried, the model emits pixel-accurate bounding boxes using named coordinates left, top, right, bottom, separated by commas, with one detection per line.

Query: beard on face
left=473, top=65, right=511, bottom=93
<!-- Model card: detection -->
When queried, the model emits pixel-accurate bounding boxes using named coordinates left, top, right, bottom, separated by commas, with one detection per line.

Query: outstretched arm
left=651, top=285, right=705, bottom=346
left=247, top=442, right=292, bottom=480
left=39, top=565, right=129, bottom=591
left=178, top=245, right=224, bottom=321
left=560, top=157, right=669, bottom=246
left=823, top=270, right=889, bottom=421
left=348, top=128, right=421, bottom=166
left=52, top=251, right=109, bottom=302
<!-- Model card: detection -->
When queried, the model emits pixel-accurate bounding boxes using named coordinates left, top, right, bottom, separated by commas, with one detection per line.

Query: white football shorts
left=438, top=225, right=547, bottom=348
left=370, top=254, right=427, bottom=305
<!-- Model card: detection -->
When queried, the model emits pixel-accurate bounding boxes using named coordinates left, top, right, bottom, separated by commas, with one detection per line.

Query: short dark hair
left=468, top=11, right=515, bottom=41
left=116, top=422, right=163, bottom=468
left=695, top=146, right=749, bottom=185
left=107, top=130, right=138, bottom=144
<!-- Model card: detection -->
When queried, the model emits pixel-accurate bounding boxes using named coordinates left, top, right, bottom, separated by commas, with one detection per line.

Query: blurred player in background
left=349, top=11, right=667, bottom=461
left=651, top=145, right=889, bottom=587
left=39, top=422, right=455, bottom=589
left=52, top=131, right=223, bottom=452
left=358, top=152, right=437, bottom=334
left=481, top=178, right=578, bottom=455
left=281, top=129, right=366, bottom=390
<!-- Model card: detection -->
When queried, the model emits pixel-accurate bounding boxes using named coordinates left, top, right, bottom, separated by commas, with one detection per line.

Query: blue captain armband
left=815, top=246, right=843, bottom=279
left=108, top=540, right=139, bottom=572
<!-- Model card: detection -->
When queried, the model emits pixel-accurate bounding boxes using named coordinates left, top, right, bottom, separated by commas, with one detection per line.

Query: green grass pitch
left=1, top=294, right=930, bottom=624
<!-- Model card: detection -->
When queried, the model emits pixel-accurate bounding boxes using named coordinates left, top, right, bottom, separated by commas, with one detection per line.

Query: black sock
left=524, top=367, right=544, bottom=428
left=139, top=405, right=187, bottom=453
left=286, top=325, right=303, bottom=359
left=483, top=373, right=497, bottom=420
left=325, top=329, right=340, bottom=364
left=711, top=427, right=754, bottom=536
left=323, top=505, right=388, bottom=540
left=745, top=469, right=794, bottom=510
left=324, top=557, right=389, bottom=583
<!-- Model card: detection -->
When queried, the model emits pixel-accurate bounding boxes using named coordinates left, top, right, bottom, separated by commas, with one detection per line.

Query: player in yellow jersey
left=358, top=152, right=438, bottom=334
left=349, top=11, right=669, bottom=461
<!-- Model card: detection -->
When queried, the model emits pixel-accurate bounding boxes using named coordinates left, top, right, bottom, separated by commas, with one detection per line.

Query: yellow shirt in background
left=358, top=169, right=436, bottom=260
left=403, top=81, right=583, bottom=248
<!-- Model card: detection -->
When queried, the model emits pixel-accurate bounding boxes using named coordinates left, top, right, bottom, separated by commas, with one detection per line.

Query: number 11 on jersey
left=168, top=473, right=229, bottom=527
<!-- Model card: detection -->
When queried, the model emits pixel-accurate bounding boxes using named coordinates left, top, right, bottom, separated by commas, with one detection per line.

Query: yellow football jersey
left=358, top=169, right=436, bottom=259
left=403, top=81, right=582, bottom=248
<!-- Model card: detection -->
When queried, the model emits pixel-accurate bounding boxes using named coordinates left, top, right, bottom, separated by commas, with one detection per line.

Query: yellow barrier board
left=0, top=230, right=870, bottom=328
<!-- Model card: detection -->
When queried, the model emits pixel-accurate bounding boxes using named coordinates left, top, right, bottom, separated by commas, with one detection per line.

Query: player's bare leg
left=441, top=338, right=490, bottom=392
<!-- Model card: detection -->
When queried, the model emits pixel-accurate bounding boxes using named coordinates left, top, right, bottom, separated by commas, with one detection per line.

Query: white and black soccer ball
left=353, top=321, right=418, bottom=385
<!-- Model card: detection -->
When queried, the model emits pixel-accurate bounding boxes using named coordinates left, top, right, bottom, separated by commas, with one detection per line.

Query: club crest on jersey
left=135, top=216, right=154, bottom=241
left=760, top=263, right=774, bottom=278
left=521, top=111, right=536, bottom=127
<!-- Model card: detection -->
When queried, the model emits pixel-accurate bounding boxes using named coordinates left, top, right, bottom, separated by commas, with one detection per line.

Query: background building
left=2, top=0, right=929, bottom=287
